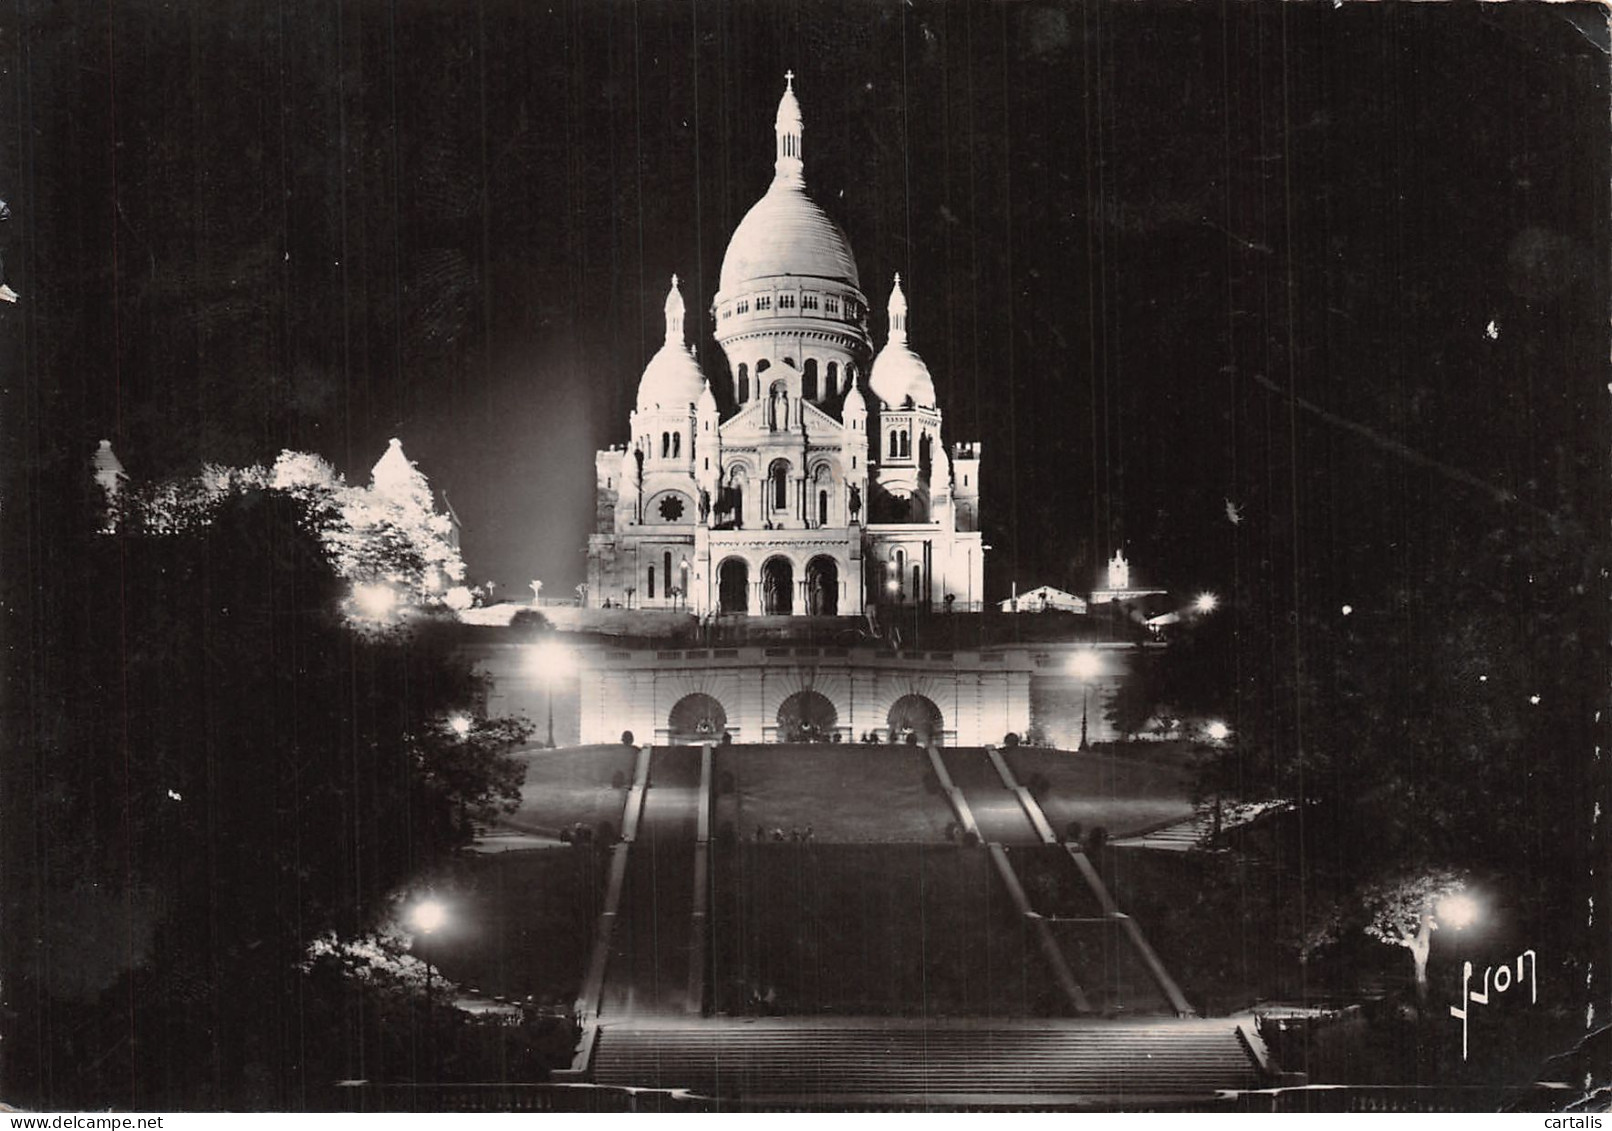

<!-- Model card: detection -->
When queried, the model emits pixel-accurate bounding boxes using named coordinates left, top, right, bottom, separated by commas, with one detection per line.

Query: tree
left=1304, top=869, right=1472, bottom=1007
left=8, top=467, right=526, bottom=1108
left=1104, top=649, right=1161, bottom=740
left=125, top=446, right=468, bottom=608
left=1361, top=871, right=1472, bottom=1004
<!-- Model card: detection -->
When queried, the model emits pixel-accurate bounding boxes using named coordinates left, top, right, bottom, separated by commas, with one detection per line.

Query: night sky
left=5, top=1, right=1607, bottom=609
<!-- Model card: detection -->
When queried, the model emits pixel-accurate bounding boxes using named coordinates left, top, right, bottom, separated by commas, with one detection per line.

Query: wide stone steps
left=592, top=1022, right=1261, bottom=1098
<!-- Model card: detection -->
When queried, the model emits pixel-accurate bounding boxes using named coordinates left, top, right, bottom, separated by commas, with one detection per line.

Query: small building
left=998, top=585, right=1088, bottom=615
left=1089, top=550, right=1167, bottom=606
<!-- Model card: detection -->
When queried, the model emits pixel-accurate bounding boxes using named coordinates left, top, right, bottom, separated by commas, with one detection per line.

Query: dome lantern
left=775, top=70, right=804, bottom=184
left=716, top=73, right=862, bottom=300
left=635, top=274, right=706, bottom=412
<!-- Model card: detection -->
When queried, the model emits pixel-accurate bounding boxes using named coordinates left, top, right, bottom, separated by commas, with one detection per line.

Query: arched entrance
left=762, top=557, right=793, bottom=615
left=777, top=690, right=838, bottom=743
left=887, top=694, right=944, bottom=745
left=668, top=693, right=728, bottom=744
left=806, top=556, right=838, bottom=616
left=719, top=558, right=749, bottom=615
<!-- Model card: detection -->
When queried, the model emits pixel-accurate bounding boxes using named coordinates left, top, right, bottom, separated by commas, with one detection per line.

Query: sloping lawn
left=714, top=744, right=955, bottom=843
left=1006, top=745, right=1196, bottom=839
left=501, top=743, right=639, bottom=836
left=420, top=846, right=609, bottom=1010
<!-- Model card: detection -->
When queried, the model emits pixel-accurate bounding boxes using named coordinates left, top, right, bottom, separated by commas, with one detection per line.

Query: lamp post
left=1069, top=650, right=1101, bottom=751
left=528, top=640, right=571, bottom=748
left=411, top=898, right=447, bottom=1006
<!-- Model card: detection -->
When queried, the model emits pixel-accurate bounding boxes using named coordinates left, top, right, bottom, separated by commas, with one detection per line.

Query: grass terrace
left=423, top=847, right=610, bottom=1010
left=710, top=843, right=1065, bottom=1018
left=1006, top=745, right=1197, bottom=839
left=713, top=744, right=956, bottom=842
left=500, top=743, right=639, bottom=838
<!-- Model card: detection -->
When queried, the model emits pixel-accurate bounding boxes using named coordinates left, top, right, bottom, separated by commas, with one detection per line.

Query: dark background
left=5, top=1, right=1605, bottom=605
left=2, top=0, right=1609, bottom=1093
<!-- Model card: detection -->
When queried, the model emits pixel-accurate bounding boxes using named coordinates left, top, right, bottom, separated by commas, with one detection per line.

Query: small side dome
left=868, top=274, right=937, bottom=408
left=636, top=275, right=706, bottom=412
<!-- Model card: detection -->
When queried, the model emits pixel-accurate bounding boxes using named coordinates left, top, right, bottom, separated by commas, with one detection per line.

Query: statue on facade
left=699, top=487, right=711, bottom=522
left=849, top=484, right=862, bottom=520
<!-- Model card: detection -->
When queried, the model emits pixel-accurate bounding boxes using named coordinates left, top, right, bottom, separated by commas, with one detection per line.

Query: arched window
left=770, top=460, right=789, bottom=511
left=673, top=432, right=681, bottom=459
left=913, top=564, right=921, bottom=600
left=756, top=359, right=770, bottom=375
left=818, top=489, right=829, bottom=526
left=737, top=364, right=749, bottom=403
left=648, top=565, right=656, bottom=600
left=803, top=359, right=818, bottom=401
left=900, top=431, right=911, bottom=458
left=661, top=432, right=670, bottom=458
left=827, top=361, right=838, bottom=394
left=664, top=551, right=673, bottom=594
left=889, top=430, right=899, bottom=457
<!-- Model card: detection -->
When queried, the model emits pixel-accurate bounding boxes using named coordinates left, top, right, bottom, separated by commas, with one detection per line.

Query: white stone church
left=586, top=75, right=986, bottom=618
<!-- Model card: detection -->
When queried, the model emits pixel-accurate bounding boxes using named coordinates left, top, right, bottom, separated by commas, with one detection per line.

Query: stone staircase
left=591, top=1019, right=1263, bottom=1102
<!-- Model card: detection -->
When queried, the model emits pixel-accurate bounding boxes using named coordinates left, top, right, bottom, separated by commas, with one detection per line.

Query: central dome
left=716, top=74, right=860, bottom=297
left=719, top=181, right=860, bottom=294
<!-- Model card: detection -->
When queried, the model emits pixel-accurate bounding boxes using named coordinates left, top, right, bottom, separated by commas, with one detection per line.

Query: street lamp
left=1205, top=720, right=1230, bottom=742
left=1069, top=650, right=1101, bottom=751
left=1436, top=891, right=1479, bottom=931
left=351, top=582, right=398, bottom=622
left=410, top=898, right=448, bottom=1007
left=527, top=639, right=571, bottom=748
left=1195, top=592, right=1219, bottom=614
left=447, top=713, right=473, bottom=739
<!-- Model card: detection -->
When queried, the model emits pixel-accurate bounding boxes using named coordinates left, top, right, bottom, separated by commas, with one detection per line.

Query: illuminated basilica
left=586, top=75, right=986, bottom=618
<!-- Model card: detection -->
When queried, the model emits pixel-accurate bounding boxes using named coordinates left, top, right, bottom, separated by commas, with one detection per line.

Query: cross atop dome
left=774, top=71, right=804, bottom=182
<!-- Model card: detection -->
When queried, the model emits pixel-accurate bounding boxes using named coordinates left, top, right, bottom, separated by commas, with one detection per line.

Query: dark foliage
left=4, top=478, right=528, bottom=1108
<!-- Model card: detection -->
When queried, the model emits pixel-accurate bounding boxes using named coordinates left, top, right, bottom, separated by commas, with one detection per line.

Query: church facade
left=586, top=76, right=986, bottom=618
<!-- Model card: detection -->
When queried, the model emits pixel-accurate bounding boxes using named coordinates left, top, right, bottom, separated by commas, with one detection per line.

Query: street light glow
left=886, top=578, right=900, bottom=594
left=1205, top=720, right=1230, bottom=741
left=1436, top=891, right=1479, bottom=931
left=448, top=713, right=472, bottom=738
left=411, top=898, right=447, bottom=935
left=352, top=583, right=398, bottom=621
left=1195, top=592, right=1219, bottom=614
left=526, top=639, right=572, bottom=683
left=1068, top=651, right=1101, bottom=681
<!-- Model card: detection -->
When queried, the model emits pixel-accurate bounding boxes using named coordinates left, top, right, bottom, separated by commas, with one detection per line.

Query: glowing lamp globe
left=1436, top=891, right=1478, bottom=931
left=526, top=639, right=572, bottom=683
left=411, top=899, right=447, bottom=935
left=1068, top=651, right=1101, bottom=681
left=352, top=583, right=397, bottom=620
